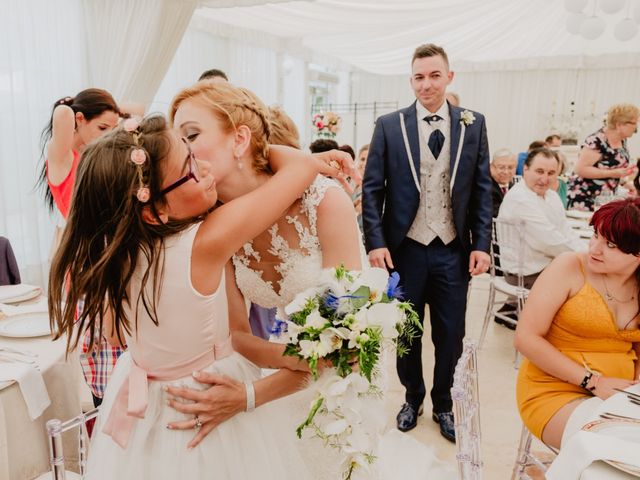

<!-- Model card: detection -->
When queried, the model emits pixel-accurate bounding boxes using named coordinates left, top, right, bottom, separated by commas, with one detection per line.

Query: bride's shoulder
left=303, top=175, right=342, bottom=204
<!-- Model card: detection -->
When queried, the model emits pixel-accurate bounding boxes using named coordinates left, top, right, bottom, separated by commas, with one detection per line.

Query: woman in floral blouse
left=567, top=103, right=638, bottom=211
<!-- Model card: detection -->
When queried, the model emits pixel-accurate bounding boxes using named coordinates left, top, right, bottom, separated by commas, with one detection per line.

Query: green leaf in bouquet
left=333, top=349, right=354, bottom=379
left=296, top=396, right=324, bottom=439
left=289, top=297, right=320, bottom=326
left=349, top=285, right=370, bottom=310
left=358, top=328, right=381, bottom=382
left=395, top=302, right=422, bottom=357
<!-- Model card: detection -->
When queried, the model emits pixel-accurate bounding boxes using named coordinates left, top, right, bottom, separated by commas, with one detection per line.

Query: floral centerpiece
left=312, top=111, right=341, bottom=139
left=273, top=266, right=421, bottom=479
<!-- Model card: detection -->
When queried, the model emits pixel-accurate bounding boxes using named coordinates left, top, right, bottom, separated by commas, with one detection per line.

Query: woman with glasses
left=48, top=111, right=355, bottom=479
left=567, top=103, right=639, bottom=211
left=165, top=81, right=455, bottom=479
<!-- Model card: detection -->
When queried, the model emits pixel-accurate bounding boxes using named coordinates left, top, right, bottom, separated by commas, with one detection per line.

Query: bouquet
left=312, top=111, right=341, bottom=138
left=273, top=266, right=421, bottom=479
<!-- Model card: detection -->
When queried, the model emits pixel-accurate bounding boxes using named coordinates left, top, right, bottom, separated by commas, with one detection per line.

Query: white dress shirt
left=415, top=101, right=450, bottom=150
left=497, top=181, right=587, bottom=275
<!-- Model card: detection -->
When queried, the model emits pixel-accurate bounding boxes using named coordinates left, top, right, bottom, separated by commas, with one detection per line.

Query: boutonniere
left=460, top=110, right=476, bottom=126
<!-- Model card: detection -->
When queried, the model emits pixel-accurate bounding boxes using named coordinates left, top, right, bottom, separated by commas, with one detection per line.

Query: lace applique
left=232, top=176, right=340, bottom=308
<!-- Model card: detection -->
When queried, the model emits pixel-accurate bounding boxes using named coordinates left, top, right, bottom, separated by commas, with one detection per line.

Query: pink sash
left=102, top=337, right=233, bottom=448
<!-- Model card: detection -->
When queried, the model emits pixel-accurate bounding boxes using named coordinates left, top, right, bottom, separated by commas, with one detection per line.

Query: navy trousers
left=394, top=236, right=469, bottom=413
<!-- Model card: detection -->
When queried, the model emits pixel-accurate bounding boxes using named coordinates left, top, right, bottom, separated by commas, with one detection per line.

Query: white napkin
left=0, top=363, right=50, bottom=419
left=0, top=297, right=48, bottom=316
left=547, top=430, right=640, bottom=480
left=0, top=284, right=42, bottom=303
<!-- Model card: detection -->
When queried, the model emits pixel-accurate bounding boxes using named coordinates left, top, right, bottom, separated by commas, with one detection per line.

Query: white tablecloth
left=548, top=384, right=640, bottom=479
left=0, top=315, right=82, bottom=480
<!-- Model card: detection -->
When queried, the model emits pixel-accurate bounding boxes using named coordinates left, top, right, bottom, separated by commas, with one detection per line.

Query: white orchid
left=351, top=267, right=389, bottom=302
left=284, top=285, right=323, bottom=316
left=366, top=302, right=402, bottom=339
left=305, top=309, right=329, bottom=331
left=319, top=327, right=346, bottom=354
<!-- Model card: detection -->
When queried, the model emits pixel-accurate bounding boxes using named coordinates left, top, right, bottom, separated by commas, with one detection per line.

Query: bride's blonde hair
left=170, top=82, right=272, bottom=174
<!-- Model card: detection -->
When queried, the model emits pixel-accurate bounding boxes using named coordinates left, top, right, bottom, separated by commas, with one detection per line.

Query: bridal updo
left=169, top=81, right=272, bottom=174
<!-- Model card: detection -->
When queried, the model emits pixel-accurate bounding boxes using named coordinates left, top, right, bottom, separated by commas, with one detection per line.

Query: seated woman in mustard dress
left=515, top=197, right=640, bottom=449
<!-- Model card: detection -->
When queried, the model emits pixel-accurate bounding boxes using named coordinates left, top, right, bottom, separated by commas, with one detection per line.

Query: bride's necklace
left=602, top=275, right=637, bottom=303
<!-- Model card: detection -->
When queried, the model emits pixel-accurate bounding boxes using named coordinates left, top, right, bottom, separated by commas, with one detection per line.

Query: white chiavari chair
left=451, top=339, right=482, bottom=480
left=34, top=407, right=99, bottom=480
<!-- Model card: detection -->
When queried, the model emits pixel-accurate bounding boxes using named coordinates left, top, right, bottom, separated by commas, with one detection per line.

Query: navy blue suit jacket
left=362, top=101, right=492, bottom=255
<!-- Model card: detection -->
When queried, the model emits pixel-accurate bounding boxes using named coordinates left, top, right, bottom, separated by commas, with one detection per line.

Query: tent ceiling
left=195, top=0, right=640, bottom=74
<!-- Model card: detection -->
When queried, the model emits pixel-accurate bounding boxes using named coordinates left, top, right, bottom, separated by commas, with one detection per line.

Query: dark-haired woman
left=39, top=89, right=142, bottom=408
left=515, top=198, right=640, bottom=449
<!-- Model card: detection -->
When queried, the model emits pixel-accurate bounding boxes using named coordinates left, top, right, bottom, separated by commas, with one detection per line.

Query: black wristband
left=579, top=371, right=593, bottom=389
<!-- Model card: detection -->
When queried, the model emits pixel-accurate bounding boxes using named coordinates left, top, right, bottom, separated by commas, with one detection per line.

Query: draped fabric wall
left=0, top=0, right=87, bottom=286
left=83, top=0, right=198, bottom=105
left=0, top=0, right=200, bottom=286
left=150, top=27, right=279, bottom=117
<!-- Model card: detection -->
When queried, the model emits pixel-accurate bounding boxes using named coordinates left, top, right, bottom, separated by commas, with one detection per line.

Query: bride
left=167, top=81, right=455, bottom=479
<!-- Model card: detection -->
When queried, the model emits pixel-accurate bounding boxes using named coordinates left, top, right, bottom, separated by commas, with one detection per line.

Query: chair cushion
left=493, top=277, right=530, bottom=297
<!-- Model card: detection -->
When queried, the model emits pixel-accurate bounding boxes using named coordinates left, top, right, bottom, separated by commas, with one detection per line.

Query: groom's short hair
left=412, top=44, right=449, bottom=69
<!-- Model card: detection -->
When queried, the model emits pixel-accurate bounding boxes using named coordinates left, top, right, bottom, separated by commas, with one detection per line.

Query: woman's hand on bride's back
left=165, top=371, right=246, bottom=448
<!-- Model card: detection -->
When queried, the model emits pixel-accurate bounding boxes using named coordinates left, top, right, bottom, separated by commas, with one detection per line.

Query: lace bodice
left=233, top=176, right=361, bottom=312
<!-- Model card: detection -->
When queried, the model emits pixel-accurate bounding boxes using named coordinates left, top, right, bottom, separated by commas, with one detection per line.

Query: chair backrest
left=451, top=339, right=482, bottom=479
left=491, top=217, right=527, bottom=289
left=45, top=407, right=99, bottom=479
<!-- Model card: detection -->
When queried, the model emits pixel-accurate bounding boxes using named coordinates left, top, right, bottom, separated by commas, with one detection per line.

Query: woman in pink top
left=39, top=88, right=122, bottom=217
left=48, top=107, right=355, bottom=479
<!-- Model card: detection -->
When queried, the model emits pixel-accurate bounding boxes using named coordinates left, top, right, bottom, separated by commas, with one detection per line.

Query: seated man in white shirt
left=498, top=147, right=587, bottom=290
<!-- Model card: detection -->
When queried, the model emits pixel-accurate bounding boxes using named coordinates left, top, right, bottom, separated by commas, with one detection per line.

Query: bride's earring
left=236, top=156, right=243, bottom=171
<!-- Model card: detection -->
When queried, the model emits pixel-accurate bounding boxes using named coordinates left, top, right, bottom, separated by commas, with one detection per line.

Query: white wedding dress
left=232, top=176, right=456, bottom=480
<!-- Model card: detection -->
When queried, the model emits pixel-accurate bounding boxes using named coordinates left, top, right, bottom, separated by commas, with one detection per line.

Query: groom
left=362, top=44, right=491, bottom=442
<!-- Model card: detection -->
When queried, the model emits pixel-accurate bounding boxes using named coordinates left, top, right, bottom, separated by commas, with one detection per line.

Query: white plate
left=0, top=313, right=52, bottom=338
left=0, top=285, right=42, bottom=304
left=582, top=419, right=640, bottom=477
left=566, top=210, right=593, bottom=220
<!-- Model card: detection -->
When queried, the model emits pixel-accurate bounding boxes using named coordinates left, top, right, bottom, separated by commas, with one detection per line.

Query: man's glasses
left=493, top=165, right=516, bottom=172
left=159, top=138, right=200, bottom=196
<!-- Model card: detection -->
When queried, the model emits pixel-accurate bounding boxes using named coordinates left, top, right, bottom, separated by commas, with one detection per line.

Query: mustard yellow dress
left=516, top=261, right=640, bottom=440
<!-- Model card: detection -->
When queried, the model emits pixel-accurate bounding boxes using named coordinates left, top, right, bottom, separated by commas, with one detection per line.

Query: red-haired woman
left=515, top=198, right=640, bottom=449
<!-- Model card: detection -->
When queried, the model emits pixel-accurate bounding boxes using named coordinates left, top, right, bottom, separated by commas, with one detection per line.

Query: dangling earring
left=236, top=156, right=243, bottom=170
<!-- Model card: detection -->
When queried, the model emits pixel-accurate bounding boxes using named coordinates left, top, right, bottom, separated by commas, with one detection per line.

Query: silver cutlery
left=600, top=411, right=640, bottom=421
left=613, top=388, right=640, bottom=401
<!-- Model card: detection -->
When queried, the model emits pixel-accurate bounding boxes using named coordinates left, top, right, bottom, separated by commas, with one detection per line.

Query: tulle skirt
left=85, top=352, right=312, bottom=480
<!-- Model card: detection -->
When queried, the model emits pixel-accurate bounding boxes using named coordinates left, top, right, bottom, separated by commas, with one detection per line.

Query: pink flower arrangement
left=130, top=149, right=147, bottom=165
left=312, top=112, right=340, bottom=137
left=123, top=117, right=140, bottom=132
left=136, top=187, right=150, bottom=203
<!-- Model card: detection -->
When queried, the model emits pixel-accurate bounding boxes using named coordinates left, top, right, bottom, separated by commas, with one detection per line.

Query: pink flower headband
left=123, top=118, right=150, bottom=203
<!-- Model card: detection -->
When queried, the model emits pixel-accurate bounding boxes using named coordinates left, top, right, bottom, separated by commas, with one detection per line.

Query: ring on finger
left=194, top=415, right=202, bottom=430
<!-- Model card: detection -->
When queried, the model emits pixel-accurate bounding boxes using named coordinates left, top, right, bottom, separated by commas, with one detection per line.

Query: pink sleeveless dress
left=47, top=150, right=79, bottom=219
left=85, top=224, right=311, bottom=479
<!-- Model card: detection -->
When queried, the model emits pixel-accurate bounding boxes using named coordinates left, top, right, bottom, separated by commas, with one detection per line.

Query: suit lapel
left=449, top=103, right=462, bottom=175
left=403, top=103, right=421, bottom=177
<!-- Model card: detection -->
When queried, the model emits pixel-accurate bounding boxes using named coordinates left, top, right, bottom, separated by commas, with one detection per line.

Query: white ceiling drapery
left=195, top=0, right=640, bottom=74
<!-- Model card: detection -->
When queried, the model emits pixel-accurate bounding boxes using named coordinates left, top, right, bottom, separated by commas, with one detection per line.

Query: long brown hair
left=48, top=115, right=199, bottom=353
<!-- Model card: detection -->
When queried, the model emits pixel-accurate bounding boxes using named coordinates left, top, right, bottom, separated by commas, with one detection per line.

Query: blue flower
left=386, top=272, right=403, bottom=299
left=322, top=293, right=340, bottom=313
left=270, top=318, right=288, bottom=336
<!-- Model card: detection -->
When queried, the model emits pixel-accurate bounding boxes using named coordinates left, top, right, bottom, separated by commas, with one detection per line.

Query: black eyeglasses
left=159, top=138, right=200, bottom=196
